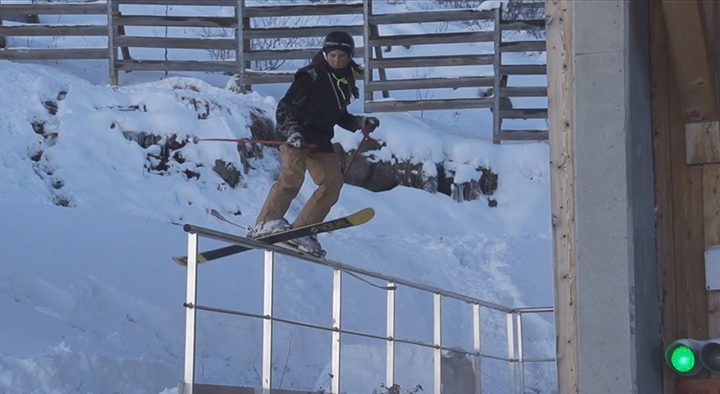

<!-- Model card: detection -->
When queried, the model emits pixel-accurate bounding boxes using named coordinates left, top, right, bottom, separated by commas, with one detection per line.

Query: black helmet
left=322, top=31, right=354, bottom=56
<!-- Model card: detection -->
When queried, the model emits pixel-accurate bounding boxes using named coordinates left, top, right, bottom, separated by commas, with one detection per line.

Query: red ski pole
left=344, top=127, right=375, bottom=175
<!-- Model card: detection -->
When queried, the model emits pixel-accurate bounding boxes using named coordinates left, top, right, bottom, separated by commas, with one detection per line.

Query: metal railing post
left=183, top=232, right=199, bottom=393
left=433, top=293, right=442, bottom=394
left=177, top=224, right=556, bottom=393
left=506, top=312, right=517, bottom=394
left=386, top=281, right=396, bottom=388
left=516, top=312, right=525, bottom=394
left=331, top=269, right=342, bottom=394
left=473, top=303, right=482, bottom=394
left=262, top=250, right=275, bottom=393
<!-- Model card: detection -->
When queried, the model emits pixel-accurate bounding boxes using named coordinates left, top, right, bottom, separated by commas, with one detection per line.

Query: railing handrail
left=181, top=223, right=556, bottom=394
left=183, top=223, right=525, bottom=313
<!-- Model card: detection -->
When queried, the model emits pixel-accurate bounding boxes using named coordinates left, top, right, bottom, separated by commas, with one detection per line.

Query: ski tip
left=348, top=207, right=375, bottom=225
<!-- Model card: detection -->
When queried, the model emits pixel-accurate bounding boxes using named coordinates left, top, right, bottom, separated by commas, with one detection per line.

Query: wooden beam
left=499, top=64, right=547, bottom=75
left=0, top=25, right=107, bottom=37
left=366, top=76, right=494, bottom=91
left=500, top=40, right=546, bottom=52
left=0, top=48, right=107, bottom=60
left=244, top=3, right=363, bottom=18
left=662, top=0, right=720, bottom=164
left=0, top=4, right=106, bottom=16
left=498, top=130, right=548, bottom=140
left=364, top=97, right=493, bottom=112
left=369, top=31, right=494, bottom=46
left=116, top=59, right=238, bottom=72
left=546, top=0, right=579, bottom=392
left=704, top=165, right=720, bottom=339
left=369, top=9, right=495, bottom=25
left=115, top=15, right=237, bottom=28
left=244, top=25, right=363, bottom=39
left=661, top=0, right=718, bottom=124
left=368, top=54, right=494, bottom=69
left=650, top=3, right=677, bottom=392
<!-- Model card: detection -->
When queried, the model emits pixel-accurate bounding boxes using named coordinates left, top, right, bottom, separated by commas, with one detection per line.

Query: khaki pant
left=256, top=144, right=343, bottom=228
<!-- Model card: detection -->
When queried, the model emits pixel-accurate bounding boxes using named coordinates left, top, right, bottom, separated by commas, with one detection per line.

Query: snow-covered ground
left=0, top=1, right=554, bottom=393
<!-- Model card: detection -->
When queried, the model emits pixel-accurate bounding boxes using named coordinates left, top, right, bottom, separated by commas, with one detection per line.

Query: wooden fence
left=0, top=0, right=547, bottom=143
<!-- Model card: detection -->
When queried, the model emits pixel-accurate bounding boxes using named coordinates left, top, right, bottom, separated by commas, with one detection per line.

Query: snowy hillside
left=0, top=59, right=553, bottom=393
left=0, top=2, right=554, bottom=393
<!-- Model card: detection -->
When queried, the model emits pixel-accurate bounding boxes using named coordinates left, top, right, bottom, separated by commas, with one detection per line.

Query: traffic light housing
left=665, top=338, right=720, bottom=376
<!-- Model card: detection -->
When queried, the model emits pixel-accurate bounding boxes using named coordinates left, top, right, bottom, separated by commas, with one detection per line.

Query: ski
left=209, top=208, right=323, bottom=257
left=173, top=207, right=374, bottom=265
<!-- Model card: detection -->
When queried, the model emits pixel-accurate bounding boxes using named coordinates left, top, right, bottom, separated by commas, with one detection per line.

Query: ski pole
left=193, top=137, right=317, bottom=149
left=344, top=127, right=374, bottom=175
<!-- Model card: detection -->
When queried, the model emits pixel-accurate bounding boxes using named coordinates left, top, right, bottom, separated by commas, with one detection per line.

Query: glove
left=357, top=116, right=380, bottom=135
left=286, top=131, right=304, bottom=148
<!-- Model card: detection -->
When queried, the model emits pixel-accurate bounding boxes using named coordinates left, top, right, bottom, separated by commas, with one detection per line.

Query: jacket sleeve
left=337, top=110, right=359, bottom=133
left=275, top=72, right=314, bottom=138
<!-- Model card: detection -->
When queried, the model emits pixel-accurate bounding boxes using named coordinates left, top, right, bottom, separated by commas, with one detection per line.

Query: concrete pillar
left=552, top=0, right=661, bottom=392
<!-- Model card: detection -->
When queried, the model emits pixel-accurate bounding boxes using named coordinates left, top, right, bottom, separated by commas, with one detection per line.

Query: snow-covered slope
left=0, top=59, right=554, bottom=393
left=0, top=0, right=555, bottom=390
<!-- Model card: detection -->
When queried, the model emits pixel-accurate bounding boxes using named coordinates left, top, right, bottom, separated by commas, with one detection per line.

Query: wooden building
left=547, top=0, right=720, bottom=392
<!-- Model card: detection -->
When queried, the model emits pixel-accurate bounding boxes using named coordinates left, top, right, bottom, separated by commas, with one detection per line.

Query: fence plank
left=363, top=0, right=372, bottom=107
left=0, top=48, right=107, bottom=59
left=244, top=25, right=363, bottom=40
left=499, top=130, right=549, bottom=140
left=500, top=64, right=547, bottom=75
left=499, top=108, right=548, bottom=119
left=370, top=31, right=494, bottom=46
left=116, top=0, right=237, bottom=5
left=499, top=86, right=547, bottom=97
left=116, top=59, right=238, bottom=72
left=366, top=76, right=494, bottom=91
left=369, top=9, right=495, bottom=25
left=0, top=25, right=107, bottom=37
left=500, top=40, right=546, bottom=52
left=243, top=71, right=296, bottom=84
left=500, top=19, right=546, bottom=31
left=115, top=36, right=236, bottom=50
left=0, top=4, right=106, bottom=16
left=115, top=15, right=236, bottom=28
left=492, top=7, right=501, bottom=143
left=369, top=54, right=494, bottom=69
left=365, top=97, right=494, bottom=112
left=0, top=0, right=548, bottom=125
left=244, top=3, right=363, bottom=18
left=108, top=0, right=118, bottom=85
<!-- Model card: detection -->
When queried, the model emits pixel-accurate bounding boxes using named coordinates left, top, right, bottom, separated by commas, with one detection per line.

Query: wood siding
left=651, top=2, right=720, bottom=392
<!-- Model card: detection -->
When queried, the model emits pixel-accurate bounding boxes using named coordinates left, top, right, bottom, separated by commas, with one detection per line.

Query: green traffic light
left=670, top=345, right=697, bottom=373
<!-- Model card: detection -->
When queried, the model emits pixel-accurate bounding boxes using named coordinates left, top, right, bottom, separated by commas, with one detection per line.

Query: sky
left=0, top=1, right=554, bottom=393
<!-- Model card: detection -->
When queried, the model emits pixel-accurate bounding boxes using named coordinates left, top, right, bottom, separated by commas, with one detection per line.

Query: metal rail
left=180, top=224, right=556, bottom=394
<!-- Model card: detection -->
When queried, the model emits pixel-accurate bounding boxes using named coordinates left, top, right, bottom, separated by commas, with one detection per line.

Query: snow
left=0, top=2, right=554, bottom=393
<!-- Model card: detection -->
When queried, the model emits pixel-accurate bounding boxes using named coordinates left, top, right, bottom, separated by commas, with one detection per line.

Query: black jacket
left=276, top=64, right=359, bottom=153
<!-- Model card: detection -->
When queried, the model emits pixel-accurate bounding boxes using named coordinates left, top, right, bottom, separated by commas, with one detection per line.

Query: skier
left=249, top=31, right=380, bottom=256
